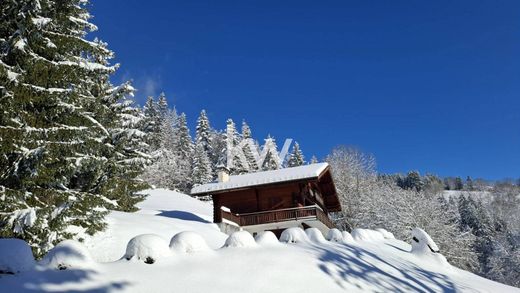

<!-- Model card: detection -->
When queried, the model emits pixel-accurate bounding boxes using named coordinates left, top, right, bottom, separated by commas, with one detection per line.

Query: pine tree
left=310, top=155, right=319, bottom=164
left=173, top=113, right=193, bottom=192
left=241, top=120, right=258, bottom=172
left=191, top=144, right=213, bottom=186
left=142, top=96, right=160, bottom=150
left=241, top=120, right=252, bottom=139
left=261, top=136, right=280, bottom=171
left=287, top=141, right=305, bottom=167
left=0, top=0, right=146, bottom=256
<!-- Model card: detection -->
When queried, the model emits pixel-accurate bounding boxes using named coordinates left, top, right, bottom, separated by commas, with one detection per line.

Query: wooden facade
left=191, top=164, right=341, bottom=234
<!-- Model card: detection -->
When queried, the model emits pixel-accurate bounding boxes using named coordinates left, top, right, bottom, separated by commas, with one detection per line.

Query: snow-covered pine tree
left=225, top=118, right=247, bottom=174
left=310, top=155, right=319, bottom=164
left=261, top=136, right=281, bottom=171
left=173, top=113, right=193, bottom=192
left=241, top=120, right=259, bottom=172
left=157, top=92, right=168, bottom=118
left=191, top=144, right=213, bottom=186
left=98, top=81, right=150, bottom=212
left=0, top=0, right=146, bottom=256
left=142, top=96, right=161, bottom=151
left=287, top=141, right=305, bottom=167
left=194, top=110, right=214, bottom=173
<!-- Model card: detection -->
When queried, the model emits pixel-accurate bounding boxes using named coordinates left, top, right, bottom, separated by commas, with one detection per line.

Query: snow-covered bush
left=0, top=238, right=35, bottom=274
left=40, top=240, right=95, bottom=270
left=279, top=227, right=309, bottom=244
left=306, top=228, right=326, bottom=243
left=410, top=228, right=439, bottom=254
left=410, top=228, right=450, bottom=267
left=326, top=228, right=344, bottom=243
left=342, top=231, right=354, bottom=243
left=376, top=228, right=395, bottom=239
left=254, top=231, right=280, bottom=246
left=352, top=228, right=385, bottom=242
left=223, top=231, right=257, bottom=248
left=124, top=234, right=171, bottom=264
left=169, top=231, right=210, bottom=253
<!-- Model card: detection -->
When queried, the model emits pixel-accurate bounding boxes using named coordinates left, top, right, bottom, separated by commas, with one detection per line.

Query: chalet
left=190, top=163, right=341, bottom=236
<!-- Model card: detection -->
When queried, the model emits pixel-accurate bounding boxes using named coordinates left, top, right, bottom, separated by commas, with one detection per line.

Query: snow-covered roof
left=191, top=163, right=330, bottom=195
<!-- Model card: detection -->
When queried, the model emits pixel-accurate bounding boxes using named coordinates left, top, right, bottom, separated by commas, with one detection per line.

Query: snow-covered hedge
left=40, top=240, right=95, bottom=270
left=280, top=227, right=309, bottom=244
left=326, top=228, right=344, bottom=243
left=0, top=238, right=35, bottom=274
left=351, top=228, right=385, bottom=242
left=223, top=231, right=257, bottom=248
left=169, top=231, right=210, bottom=253
left=306, top=228, right=326, bottom=243
left=254, top=231, right=280, bottom=246
left=124, top=234, right=171, bottom=264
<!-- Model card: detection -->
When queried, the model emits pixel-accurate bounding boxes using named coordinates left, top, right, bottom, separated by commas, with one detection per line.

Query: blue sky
left=90, top=1, right=519, bottom=180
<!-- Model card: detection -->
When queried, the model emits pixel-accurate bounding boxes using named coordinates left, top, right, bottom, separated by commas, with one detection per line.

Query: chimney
left=217, top=165, right=230, bottom=183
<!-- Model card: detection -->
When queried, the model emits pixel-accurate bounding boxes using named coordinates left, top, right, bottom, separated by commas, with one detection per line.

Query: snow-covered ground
left=1, top=189, right=518, bottom=292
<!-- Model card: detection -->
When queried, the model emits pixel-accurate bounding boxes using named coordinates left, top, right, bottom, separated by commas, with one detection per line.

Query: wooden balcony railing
left=221, top=205, right=334, bottom=229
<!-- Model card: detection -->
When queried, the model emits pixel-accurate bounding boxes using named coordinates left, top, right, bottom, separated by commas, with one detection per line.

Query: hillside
left=0, top=189, right=518, bottom=293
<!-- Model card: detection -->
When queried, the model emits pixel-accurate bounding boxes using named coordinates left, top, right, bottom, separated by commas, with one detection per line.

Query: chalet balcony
left=220, top=205, right=335, bottom=234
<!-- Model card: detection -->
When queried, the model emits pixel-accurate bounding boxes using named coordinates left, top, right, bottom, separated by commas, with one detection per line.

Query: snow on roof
left=191, top=163, right=330, bottom=195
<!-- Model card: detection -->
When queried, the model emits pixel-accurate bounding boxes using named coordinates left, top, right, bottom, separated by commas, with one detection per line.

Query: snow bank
left=124, top=234, right=171, bottom=264
left=376, top=228, right=395, bottom=239
left=280, top=227, right=309, bottom=244
left=326, top=228, right=344, bottom=243
left=342, top=231, right=354, bottom=243
left=169, top=231, right=211, bottom=254
left=254, top=231, right=280, bottom=246
left=223, top=231, right=257, bottom=248
left=40, top=240, right=95, bottom=270
left=0, top=238, right=35, bottom=274
left=306, top=228, right=327, bottom=243
left=352, top=228, right=385, bottom=242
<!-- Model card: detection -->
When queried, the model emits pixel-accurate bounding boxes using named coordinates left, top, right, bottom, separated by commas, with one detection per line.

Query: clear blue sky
left=90, top=1, right=519, bottom=180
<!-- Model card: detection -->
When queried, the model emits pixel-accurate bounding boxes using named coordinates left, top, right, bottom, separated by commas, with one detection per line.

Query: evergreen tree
left=173, top=113, right=193, bottom=192
left=287, top=141, right=305, bottom=167
left=195, top=109, right=214, bottom=173
left=261, top=136, right=280, bottom=171
left=310, top=155, right=319, bottom=164
left=191, top=144, right=213, bottom=186
left=241, top=120, right=252, bottom=139
left=241, top=120, right=258, bottom=172
left=0, top=0, right=146, bottom=256
left=142, top=96, right=160, bottom=150
left=455, top=176, right=464, bottom=190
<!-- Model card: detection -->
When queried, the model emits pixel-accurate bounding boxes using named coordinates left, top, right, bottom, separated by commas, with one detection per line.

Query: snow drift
left=223, top=231, right=257, bottom=248
left=254, top=231, right=280, bottom=246
left=279, top=227, right=309, bottom=244
left=0, top=238, right=35, bottom=274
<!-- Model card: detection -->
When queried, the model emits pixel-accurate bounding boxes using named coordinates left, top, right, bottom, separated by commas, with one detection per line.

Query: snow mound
left=306, top=228, right=327, bottom=243
left=223, top=231, right=257, bottom=248
left=352, top=228, right=385, bottom=242
left=0, top=238, right=35, bottom=274
left=410, top=228, right=450, bottom=267
left=410, top=228, right=439, bottom=254
left=169, top=231, right=211, bottom=253
left=280, top=227, right=309, bottom=244
left=254, top=231, right=280, bottom=246
left=41, top=240, right=95, bottom=270
left=376, top=228, right=395, bottom=239
left=124, top=234, right=171, bottom=264
left=326, top=228, right=344, bottom=243
left=342, top=231, right=354, bottom=242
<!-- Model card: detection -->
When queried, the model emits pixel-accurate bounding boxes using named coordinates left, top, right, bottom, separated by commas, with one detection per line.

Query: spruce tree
left=191, top=144, right=213, bottom=186
left=310, top=155, right=319, bottom=164
left=0, top=0, right=147, bottom=256
left=173, top=113, right=193, bottom=192
left=287, top=141, right=305, bottom=167
left=241, top=120, right=259, bottom=172
left=261, top=136, right=280, bottom=171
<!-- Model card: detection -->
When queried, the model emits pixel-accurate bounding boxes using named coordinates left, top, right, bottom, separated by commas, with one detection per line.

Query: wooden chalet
left=190, top=163, right=341, bottom=236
